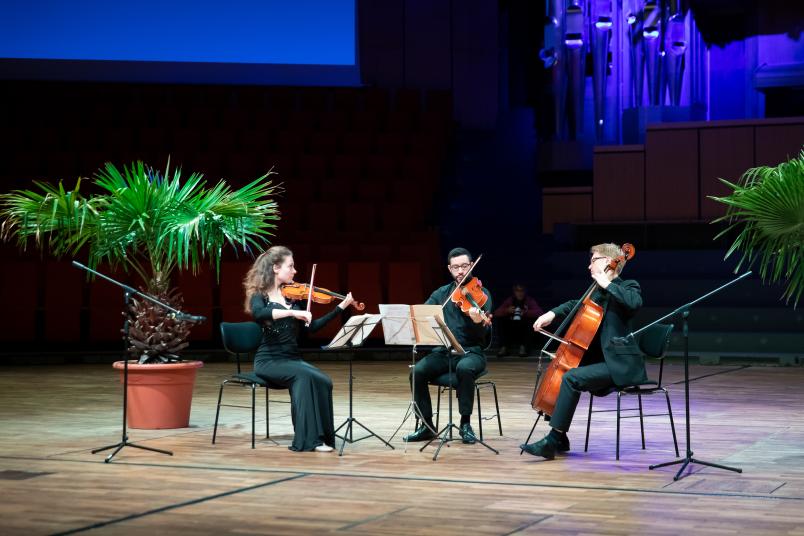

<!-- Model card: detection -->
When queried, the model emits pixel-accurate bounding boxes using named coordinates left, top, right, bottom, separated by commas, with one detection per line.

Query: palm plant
left=709, top=150, right=804, bottom=307
left=0, top=160, right=280, bottom=361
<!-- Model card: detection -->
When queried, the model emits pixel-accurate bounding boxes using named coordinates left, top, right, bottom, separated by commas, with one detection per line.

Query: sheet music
left=323, top=314, right=382, bottom=349
left=379, top=304, right=444, bottom=345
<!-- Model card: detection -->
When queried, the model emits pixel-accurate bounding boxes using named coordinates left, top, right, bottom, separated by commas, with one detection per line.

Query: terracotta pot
left=113, top=360, right=204, bottom=429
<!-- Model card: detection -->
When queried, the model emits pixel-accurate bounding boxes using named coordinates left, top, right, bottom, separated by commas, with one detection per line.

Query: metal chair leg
left=251, top=384, right=256, bottom=449
left=435, top=385, right=443, bottom=431
left=616, top=392, right=622, bottom=461
left=638, top=393, right=645, bottom=450
left=491, top=382, right=502, bottom=436
left=212, top=381, right=226, bottom=444
left=585, top=393, right=594, bottom=452
left=476, top=383, right=483, bottom=441
left=664, top=388, right=680, bottom=456
left=265, top=387, right=270, bottom=438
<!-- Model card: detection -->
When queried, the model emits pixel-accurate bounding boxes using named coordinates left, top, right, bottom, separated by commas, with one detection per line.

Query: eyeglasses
left=590, top=256, right=609, bottom=264
left=449, top=263, right=471, bottom=271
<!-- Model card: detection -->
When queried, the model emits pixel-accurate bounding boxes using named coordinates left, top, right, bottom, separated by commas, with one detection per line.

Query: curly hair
left=590, top=243, right=626, bottom=275
left=243, top=245, right=293, bottom=313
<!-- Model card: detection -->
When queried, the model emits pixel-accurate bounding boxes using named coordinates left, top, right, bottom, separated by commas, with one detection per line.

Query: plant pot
left=113, top=360, right=204, bottom=429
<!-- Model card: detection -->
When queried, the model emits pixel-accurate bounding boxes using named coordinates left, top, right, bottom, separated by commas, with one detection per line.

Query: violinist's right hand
left=533, top=311, right=555, bottom=331
left=294, top=310, right=313, bottom=324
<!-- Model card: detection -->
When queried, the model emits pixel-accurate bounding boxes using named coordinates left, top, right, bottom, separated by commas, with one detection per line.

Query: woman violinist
left=403, top=247, right=493, bottom=446
left=521, top=243, right=645, bottom=459
left=243, top=246, right=355, bottom=452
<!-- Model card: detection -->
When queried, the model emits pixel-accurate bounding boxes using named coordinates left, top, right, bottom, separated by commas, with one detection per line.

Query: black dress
left=249, top=293, right=342, bottom=452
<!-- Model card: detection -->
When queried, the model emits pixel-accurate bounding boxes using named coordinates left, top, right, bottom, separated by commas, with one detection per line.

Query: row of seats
left=0, top=258, right=434, bottom=345
left=5, top=115, right=448, bottom=151
left=3, top=85, right=452, bottom=121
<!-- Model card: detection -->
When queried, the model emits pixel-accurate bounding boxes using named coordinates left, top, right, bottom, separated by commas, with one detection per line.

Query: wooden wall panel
left=699, top=126, right=754, bottom=220
left=542, top=188, right=592, bottom=233
left=645, top=128, right=699, bottom=220
left=593, top=147, right=645, bottom=221
left=754, top=123, right=804, bottom=167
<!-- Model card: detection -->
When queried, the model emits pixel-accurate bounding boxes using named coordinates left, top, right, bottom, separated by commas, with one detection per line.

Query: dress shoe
left=520, top=435, right=558, bottom=460
left=403, top=424, right=436, bottom=442
left=459, top=423, right=477, bottom=444
left=556, top=433, right=570, bottom=453
left=496, top=346, right=508, bottom=357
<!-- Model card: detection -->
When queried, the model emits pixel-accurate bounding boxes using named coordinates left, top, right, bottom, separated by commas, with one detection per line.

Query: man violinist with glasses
left=403, top=247, right=493, bottom=445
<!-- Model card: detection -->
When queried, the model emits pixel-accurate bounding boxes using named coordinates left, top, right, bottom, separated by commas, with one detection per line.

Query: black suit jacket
left=550, top=277, right=647, bottom=387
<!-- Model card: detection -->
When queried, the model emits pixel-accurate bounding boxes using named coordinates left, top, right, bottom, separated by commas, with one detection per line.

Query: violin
left=440, top=253, right=492, bottom=326
left=280, top=282, right=365, bottom=311
left=450, top=276, right=492, bottom=326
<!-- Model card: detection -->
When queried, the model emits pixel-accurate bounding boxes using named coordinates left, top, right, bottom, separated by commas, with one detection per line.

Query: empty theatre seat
left=388, top=261, right=425, bottom=304
left=220, top=260, right=252, bottom=323
left=87, top=266, right=129, bottom=344
left=177, top=265, right=215, bottom=342
left=44, top=261, right=84, bottom=343
left=0, top=260, right=39, bottom=342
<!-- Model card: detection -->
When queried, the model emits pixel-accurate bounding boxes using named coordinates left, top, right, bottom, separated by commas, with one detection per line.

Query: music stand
left=72, top=261, right=206, bottom=463
left=381, top=304, right=442, bottom=448
left=647, top=272, right=751, bottom=480
left=419, top=316, right=500, bottom=461
left=326, top=314, right=395, bottom=456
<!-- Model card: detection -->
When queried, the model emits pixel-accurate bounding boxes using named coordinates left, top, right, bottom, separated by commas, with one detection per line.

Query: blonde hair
left=243, top=246, right=293, bottom=313
left=590, top=243, right=626, bottom=275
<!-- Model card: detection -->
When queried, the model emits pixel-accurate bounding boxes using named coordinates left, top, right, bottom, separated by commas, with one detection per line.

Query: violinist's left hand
left=338, top=292, right=355, bottom=310
left=468, top=307, right=484, bottom=324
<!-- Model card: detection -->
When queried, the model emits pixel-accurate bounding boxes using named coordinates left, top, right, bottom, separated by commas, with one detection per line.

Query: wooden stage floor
left=1, top=361, right=803, bottom=535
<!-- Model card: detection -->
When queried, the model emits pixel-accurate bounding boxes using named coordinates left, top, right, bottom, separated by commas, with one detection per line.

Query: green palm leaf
left=710, top=149, right=804, bottom=307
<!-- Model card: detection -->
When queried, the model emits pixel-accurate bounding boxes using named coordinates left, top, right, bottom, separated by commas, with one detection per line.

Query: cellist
left=521, top=243, right=646, bottom=459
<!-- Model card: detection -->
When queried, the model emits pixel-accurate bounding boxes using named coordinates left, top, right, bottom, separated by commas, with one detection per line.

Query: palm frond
left=709, top=149, right=804, bottom=307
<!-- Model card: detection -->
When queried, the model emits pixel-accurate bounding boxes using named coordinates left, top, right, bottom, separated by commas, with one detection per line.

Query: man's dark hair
left=447, top=247, right=472, bottom=264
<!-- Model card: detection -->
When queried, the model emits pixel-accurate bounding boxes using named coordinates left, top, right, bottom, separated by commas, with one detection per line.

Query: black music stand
left=326, top=314, right=395, bottom=456
left=73, top=261, right=205, bottom=463
left=420, top=316, right=499, bottom=461
left=647, top=272, right=751, bottom=480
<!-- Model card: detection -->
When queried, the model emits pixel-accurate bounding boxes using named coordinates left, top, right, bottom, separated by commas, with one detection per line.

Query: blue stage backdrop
left=0, top=0, right=359, bottom=85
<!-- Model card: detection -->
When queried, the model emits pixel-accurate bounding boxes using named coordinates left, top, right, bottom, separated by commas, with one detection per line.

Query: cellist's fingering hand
left=591, top=270, right=611, bottom=289
left=533, top=311, right=555, bottom=331
left=337, top=292, right=355, bottom=310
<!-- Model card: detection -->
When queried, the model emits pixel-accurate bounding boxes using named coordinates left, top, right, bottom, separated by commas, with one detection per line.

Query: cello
left=530, top=243, right=635, bottom=416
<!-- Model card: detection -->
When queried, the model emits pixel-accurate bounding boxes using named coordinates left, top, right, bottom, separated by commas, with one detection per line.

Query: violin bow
left=305, top=263, right=316, bottom=327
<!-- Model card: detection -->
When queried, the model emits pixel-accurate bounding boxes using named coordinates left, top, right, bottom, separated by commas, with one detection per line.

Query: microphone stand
left=72, top=261, right=206, bottom=463
left=644, top=271, right=751, bottom=480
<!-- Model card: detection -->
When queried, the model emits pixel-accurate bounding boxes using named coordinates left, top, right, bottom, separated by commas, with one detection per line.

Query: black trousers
left=548, top=362, right=615, bottom=432
left=409, top=347, right=486, bottom=421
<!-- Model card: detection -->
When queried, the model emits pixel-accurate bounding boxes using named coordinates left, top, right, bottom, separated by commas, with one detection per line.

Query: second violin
left=281, top=282, right=365, bottom=311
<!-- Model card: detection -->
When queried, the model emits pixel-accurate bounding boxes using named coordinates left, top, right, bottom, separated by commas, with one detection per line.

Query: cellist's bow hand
left=338, top=292, right=355, bottom=310
left=533, top=311, right=555, bottom=331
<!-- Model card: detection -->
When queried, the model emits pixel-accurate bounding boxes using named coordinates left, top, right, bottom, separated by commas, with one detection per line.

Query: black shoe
left=518, top=345, right=528, bottom=357
left=459, top=423, right=477, bottom=444
left=555, top=433, right=570, bottom=453
left=403, top=424, right=436, bottom=442
left=520, top=435, right=558, bottom=460
left=496, top=346, right=508, bottom=357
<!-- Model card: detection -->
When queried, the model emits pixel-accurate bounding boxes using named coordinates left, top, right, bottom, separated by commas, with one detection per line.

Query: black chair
left=584, top=323, right=679, bottom=460
left=212, top=321, right=288, bottom=449
left=432, top=369, right=503, bottom=441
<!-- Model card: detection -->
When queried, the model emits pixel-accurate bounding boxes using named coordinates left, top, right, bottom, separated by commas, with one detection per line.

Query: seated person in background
left=494, top=283, right=543, bottom=357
